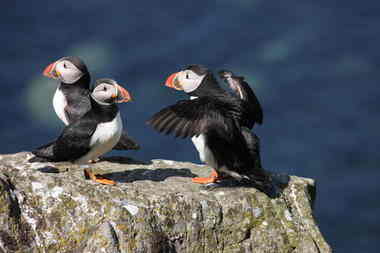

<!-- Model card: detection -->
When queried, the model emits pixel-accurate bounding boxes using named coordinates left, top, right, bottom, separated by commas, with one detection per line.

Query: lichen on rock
left=0, top=152, right=331, bottom=253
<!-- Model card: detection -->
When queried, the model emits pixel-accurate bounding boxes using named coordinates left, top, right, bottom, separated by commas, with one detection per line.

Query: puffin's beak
left=165, top=72, right=182, bottom=90
left=113, top=84, right=132, bottom=103
left=43, top=61, right=60, bottom=79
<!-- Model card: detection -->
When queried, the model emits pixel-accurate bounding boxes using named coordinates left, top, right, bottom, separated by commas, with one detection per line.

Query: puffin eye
left=186, top=73, right=189, bottom=79
left=63, top=63, right=67, bottom=68
left=103, top=86, right=107, bottom=91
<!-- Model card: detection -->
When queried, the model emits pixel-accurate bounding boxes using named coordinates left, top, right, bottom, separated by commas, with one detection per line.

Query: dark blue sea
left=1, top=1, right=378, bottom=252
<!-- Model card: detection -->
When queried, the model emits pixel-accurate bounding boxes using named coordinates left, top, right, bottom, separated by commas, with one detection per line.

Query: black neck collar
left=89, top=96, right=119, bottom=122
left=188, top=72, right=227, bottom=97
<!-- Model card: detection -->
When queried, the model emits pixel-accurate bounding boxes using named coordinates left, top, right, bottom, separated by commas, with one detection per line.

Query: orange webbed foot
left=192, top=169, right=222, bottom=184
left=84, top=169, right=116, bottom=185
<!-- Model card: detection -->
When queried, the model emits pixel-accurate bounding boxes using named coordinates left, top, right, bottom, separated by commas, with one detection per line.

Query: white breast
left=189, top=96, right=217, bottom=167
left=53, top=88, right=69, bottom=125
left=75, top=112, right=123, bottom=164
left=191, top=134, right=217, bottom=168
left=192, top=133, right=242, bottom=178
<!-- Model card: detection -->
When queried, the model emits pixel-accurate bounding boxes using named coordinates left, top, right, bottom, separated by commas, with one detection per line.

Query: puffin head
left=91, top=78, right=132, bottom=105
left=164, top=65, right=209, bottom=94
left=43, top=56, right=89, bottom=84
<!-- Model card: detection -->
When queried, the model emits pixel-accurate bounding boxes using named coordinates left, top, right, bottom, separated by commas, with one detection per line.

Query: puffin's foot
left=84, top=169, right=116, bottom=185
left=88, top=158, right=101, bottom=164
left=192, top=169, right=223, bottom=184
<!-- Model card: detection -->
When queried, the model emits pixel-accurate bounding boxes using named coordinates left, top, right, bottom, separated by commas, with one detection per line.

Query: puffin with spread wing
left=147, top=65, right=272, bottom=192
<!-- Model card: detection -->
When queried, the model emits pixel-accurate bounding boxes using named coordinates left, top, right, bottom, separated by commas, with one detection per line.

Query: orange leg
left=84, top=169, right=116, bottom=185
left=192, top=169, right=223, bottom=184
left=88, top=158, right=101, bottom=163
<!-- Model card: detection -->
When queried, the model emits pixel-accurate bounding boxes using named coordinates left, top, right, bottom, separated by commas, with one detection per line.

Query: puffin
left=147, top=65, right=272, bottom=192
left=30, top=79, right=132, bottom=185
left=219, top=70, right=263, bottom=168
left=43, top=56, right=139, bottom=150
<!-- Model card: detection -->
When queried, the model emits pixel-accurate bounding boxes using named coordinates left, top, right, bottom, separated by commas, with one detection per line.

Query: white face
left=176, top=70, right=206, bottom=93
left=55, top=59, right=84, bottom=84
left=92, top=83, right=117, bottom=104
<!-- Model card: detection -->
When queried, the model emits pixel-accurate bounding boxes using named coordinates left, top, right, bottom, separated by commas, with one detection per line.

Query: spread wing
left=147, top=97, right=244, bottom=139
left=219, top=70, right=263, bottom=127
left=238, top=78, right=263, bottom=125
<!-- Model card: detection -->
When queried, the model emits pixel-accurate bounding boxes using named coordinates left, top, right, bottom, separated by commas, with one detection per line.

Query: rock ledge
left=0, top=152, right=331, bottom=253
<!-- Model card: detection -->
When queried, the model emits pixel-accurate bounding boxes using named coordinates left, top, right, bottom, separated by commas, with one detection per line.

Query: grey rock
left=0, top=152, right=331, bottom=253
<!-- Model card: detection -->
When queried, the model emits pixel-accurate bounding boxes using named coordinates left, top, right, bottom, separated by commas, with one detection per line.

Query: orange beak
left=113, top=84, right=132, bottom=103
left=43, top=61, right=60, bottom=79
left=165, top=72, right=182, bottom=90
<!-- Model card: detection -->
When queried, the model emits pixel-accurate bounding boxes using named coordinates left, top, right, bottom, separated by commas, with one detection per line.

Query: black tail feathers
left=29, top=141, right=56, bottom=163
left=113, top=133, right=140, bottom=150
left=28, top=156, right=51, bottom=163
left=245, top=170, right=290, bottom=198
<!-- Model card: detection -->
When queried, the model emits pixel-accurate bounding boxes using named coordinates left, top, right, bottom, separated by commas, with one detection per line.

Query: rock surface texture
left=0, top=152, right=331, bottom=253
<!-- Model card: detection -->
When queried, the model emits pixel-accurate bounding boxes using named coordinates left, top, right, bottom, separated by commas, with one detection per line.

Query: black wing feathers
left=31, top=116, right=97, bottom=162
left=205, top=120, right=254, bottom=175
left=238, top=79, right=263, bottom=125
left=147, top=97, right=243, bottom=138
left=219, top=70, right=263, bottom=127
left=52, top=117, right=97, bottom=161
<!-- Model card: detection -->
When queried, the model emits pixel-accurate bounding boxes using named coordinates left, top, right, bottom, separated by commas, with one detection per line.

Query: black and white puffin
left=43, top=56, right=139, bottom=150
left=31, top=79, right=132, bottom=185
left=147, top=65, right=271, bottom=191
left=43, top=56, right=91, bottom=125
